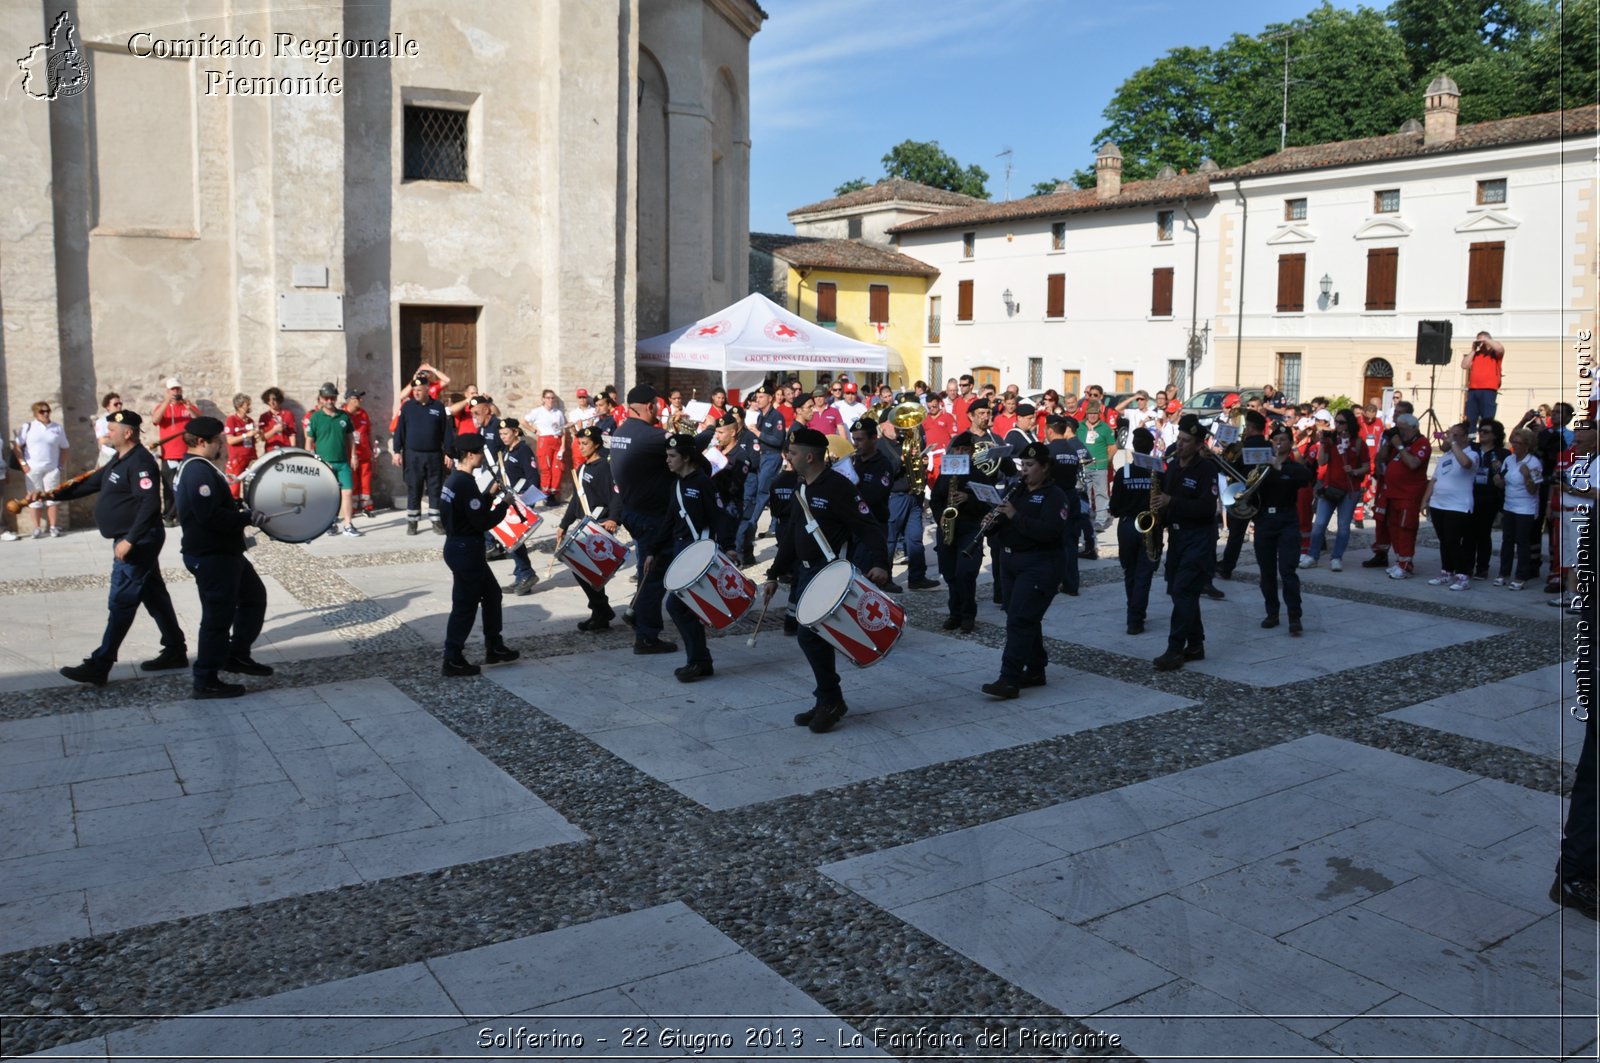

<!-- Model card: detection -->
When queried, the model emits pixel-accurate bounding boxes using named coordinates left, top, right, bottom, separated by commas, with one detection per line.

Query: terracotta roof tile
left=749, top=232, right=939, bottom=277
left=788, top=178, right=982, bottom=218
left=887, top=173, right=1214, bottom=234
left=1219, top=105, right=1597, bottom=179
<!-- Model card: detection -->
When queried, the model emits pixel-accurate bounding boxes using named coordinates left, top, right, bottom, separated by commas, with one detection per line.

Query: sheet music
left=519, top=484, right=547, bottom=508
left=1130, top=452, right=1166, bottom=472
left=833, top=456, right=858, bottom=484
left=968, top=482, right=1004, bottom=506
left=704, top=446, right=729, bottom=473
left=1212, top=423, right=1241, bottom=444
left=940, top=453, right=971, bottom=475
left=1242, top=447, right=1273, bottom=465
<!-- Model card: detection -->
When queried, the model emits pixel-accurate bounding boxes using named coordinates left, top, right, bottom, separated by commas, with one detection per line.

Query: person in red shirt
left=1378, top=413, right=1433, bottom=577
left=1074, top=384, right=1120, bottom=429
left=345, top=389, right=375, bottom=515
left=153, top=377, right=199, bottom=522
left=223, top=392, right=258, bottom=499
left=921, top=399, right=956, bottom=454
left=1304, top=408, right=1369, bottom=569
left=700, top=387, right=729, bottom=430
left=810, top=388, right=845, bottom=437
left=258, top=387, right=296, bottom=452
left=951, top=375, right=976, bottom=433
left=993, top=393, right=1020, bottom=437
left=1463, top=331, right=1505, bottom=427
left=775, top=384, right=796, bottom=427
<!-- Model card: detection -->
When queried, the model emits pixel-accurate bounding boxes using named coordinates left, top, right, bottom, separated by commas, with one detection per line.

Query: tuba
left=888, top=399, right=928, bottom=496
left=1213, top=444, right=1269, bottom=521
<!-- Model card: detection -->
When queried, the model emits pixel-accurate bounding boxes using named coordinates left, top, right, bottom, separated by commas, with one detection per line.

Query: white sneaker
left=1491, top=576, right=1506, bottom=587
left=31, top=528, right=43, bottom=539
left=1387, top=565, right=1411, bottom=580
left=47, top=527, right=60, bottom=538
left=1449, top=575, right=1470, bottom=591
left=0, top=531, right=16, bottom=542
left=1427, top=572, right=1454, bottom=586
left=342, top=524, right=364, bottom=537
left=1508, top=580, right=1524, bottom=590
left=1298, top=554, right=1314, bottom=568
left=1329, top=558, right=1343, bottom=572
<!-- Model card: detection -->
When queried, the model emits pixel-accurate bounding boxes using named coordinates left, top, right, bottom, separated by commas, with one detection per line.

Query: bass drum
left=240, top=448, right=342, bottom=543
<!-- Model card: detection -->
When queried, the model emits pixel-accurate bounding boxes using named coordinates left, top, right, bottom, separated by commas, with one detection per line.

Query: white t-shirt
left=94, top=415, right=115, bottom=465
left=833, top=399, right=869, bottom=429
left=1124, top=407, right=1154, bottom=434
left=570, top=405, right=598, bottom=432
left=1500, top=452, right=1542, bottom=516
left=19, top=420, right=68, bottom=470
left=524, top=406, right=566, bottom=438
left=1429, top=445, right=1478, bottom=513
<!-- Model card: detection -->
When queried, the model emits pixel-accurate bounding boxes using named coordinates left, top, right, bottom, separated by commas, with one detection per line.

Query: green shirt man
left=306, top=385, right=361, bottom=535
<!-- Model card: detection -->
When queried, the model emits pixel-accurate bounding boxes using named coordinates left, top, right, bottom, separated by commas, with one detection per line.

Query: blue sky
left=749, top=0, right=1335, bottom=232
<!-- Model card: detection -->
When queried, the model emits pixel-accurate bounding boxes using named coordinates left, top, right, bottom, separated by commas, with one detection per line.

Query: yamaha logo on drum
left=277, top=463, right=323, bottom=476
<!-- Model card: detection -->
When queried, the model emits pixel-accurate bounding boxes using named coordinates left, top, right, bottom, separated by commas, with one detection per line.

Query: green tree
left=1389, top=0, right=1535, bottom=79
left=880, top=140, right=990, bottom=199
left=833, top=177, right=870, bottom=196
left=1519, top=0, right=1599, bottom=111
left=1030, top=178, right=1065, bottom=196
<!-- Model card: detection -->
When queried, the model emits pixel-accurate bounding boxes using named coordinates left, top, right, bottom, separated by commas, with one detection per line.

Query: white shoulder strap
left=675, top=479, right=708, bottom=541
left=796, top=482, right=836, bottom=562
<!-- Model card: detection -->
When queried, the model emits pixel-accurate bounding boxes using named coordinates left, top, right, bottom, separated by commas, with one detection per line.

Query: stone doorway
left=399, top=306, right=479, bottom=394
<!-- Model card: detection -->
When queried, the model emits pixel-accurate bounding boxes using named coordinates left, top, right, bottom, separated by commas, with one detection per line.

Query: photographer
left=1462, top=331, right=1505, bottom=426
left=1304, top=408, right=1369, bottom=571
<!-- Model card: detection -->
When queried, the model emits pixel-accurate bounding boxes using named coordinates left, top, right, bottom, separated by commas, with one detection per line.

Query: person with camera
left=1467, top=420, right=1510, bottom=580
left=1363, top=400, right=1416, bottom=571
left=1493, top=427, right=1543, bottom=589
left=1420, top=421, right=1480, bottom=592
left=1303, top=408, right=1369, bottom=571
left=1462, top=331, right=1505, bottom=426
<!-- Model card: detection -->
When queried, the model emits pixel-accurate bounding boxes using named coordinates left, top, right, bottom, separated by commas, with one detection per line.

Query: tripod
left=1420, top=361, right=1446, bottom=439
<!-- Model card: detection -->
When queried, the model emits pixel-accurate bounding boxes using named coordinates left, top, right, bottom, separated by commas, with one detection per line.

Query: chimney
left=1424, top=74, right=1460, bottom=146
left=1156, top=164, right=1177, bottom=180
left=1095, top=142, right=1122, bottom=200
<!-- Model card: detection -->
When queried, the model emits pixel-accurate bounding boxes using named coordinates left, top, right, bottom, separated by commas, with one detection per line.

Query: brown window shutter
left=1365, top=248, right=1398, bottom=311
left=1046, top=274, right=1065, bottom=319
left=958, top=279, right=974, bottom=321
left=1151, top=267, right=1174, bottom=317
left=1467, top=242, right=1504, bottom=309
left=1276, top=254, right=1305, bottom=312
left=816, top=282, right=837, bottom=323
left=869, top=284, right=889, bottom=324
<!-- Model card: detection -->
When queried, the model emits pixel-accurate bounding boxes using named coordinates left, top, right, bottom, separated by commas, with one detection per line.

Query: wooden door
left=973, top=365, right=999, bottom=392
left=399, top=306, right=478, bottom=393
left=1362, top=358, right=1394, bottom=407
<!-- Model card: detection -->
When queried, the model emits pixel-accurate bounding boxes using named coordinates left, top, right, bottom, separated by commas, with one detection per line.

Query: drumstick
left=746, top=595, right=772, bottom=648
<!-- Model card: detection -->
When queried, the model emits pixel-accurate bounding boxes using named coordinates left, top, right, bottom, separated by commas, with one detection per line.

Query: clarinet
left=962, top=479, right=1027, bottom=558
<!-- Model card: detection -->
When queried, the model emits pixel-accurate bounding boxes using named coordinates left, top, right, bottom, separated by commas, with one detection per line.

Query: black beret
left=717, top=410, right=742, bottom=428
left=851, top=415, right=879, bottom=433
left=1016, top=402, right=1036, bottom=417
left=966, top=397, right=990, bottom=412
left=107, top=410, right=142, bottom=428
left=1019, top=441, right=1051, bottom=464
left=664, top=433, right=698, bottom=455
left=1045, top=416, right=1069, bottom=432
left=454, top=432, right=485, bottom=455
left=469, top=395, right=493, bottom=407
left=1177, top=414, right=1209, bottom=440
left=626, top=384, right=657, bottom=406
left=186, top=416, right=224, bottom=440
left=499, top=417, right=522, bottom=433
left=409, top=376, right=428, bottom=388
left=790, top=427, right=828, bottom=449
left=574, top=425, right=606, bottom=444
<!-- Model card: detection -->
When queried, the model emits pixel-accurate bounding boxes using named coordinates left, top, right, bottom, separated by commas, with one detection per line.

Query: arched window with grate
left=1362, top=358, right=1394, bottom=407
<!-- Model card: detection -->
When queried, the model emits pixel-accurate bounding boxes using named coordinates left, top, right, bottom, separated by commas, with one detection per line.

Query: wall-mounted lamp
left=1002, top=288, right=1017, bottom=316
left=1319, top=273, right=1339, bottom=307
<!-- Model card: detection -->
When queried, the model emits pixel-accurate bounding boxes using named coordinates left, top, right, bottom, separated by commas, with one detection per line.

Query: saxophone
left=1133, top=464, right=1164, bottom=562
left=940, top=476, right=963, bottom=546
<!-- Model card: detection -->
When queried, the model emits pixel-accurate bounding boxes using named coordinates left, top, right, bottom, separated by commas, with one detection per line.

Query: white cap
left=1313, top=409, right=1335, bottom=425
left=165, top=377, right=183, bottom=389
left=1296, top=416, right=1315, bottom=429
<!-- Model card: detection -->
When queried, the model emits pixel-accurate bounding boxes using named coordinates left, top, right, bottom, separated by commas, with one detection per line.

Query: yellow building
left=749, top=233, right=936, bottom=390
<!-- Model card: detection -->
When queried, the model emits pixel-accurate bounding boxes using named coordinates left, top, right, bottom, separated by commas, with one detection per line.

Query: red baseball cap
left=843, top=381, right=857, bottom=393
left=575, top=388, right=589, bottom=398
left=1166, top=400, right=1181, bottom=414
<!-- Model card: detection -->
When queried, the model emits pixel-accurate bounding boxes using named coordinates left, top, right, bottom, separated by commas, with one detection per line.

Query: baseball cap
left=1313, top=409, right=1335, bottom=425
left=576, top=388, right=589, bottom=398
left=165, top=377, right=183, bottom=389
left=344, top=389, right=365, bottom=400
left=843, top=381, right=857, bottom=393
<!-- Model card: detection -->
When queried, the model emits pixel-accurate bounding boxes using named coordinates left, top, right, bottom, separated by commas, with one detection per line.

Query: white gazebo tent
left=636, top=292, right=889, bottom=396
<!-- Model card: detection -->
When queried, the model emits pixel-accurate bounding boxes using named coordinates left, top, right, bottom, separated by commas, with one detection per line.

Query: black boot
left=141, top=647, right=189, bottom=672
left=60, top=659, right=110, bottom=687
left=442, top=658, right=480, bottom=677
left=194, top=677, right=246, bottom=700
left=485, top=643, right=520, bottom=664
left=223, top=655, right=274, bottom=676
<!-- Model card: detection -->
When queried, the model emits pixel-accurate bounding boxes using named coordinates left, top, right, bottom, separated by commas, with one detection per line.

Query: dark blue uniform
left=663, top=471, right=721, bottom=669
left=768, top=468, right=801, bottom=623
left=440, top=469, right=509, bottom=662
left=55, top=444, right=186, bottom=673
left=739, top=407, right=787, bottom=556
left=174, top=455, right=267, bottom=690
left=1160, top=452, right=1222, bottom=657
left=768, top=469, right=888, bottom=710
left=994, top=481, right=1068, bottom=685
left=1252, top=455, right=1314, bottom=624
left=608, top=417, right=672, bottom=642
left=1219, top=432, right=1268, bottom=577
left=1047, top=437, right=1085, bottom=593
left=1110, top=463, right=1161, bottom=629
left=394, top=399, right=453, bottom=528
left=559, top=454, right=618, bottom=626
left=931, top=464, right=997, bottom=627
left=849, top=446, right=898, bottom=575
left=489, top=438, right=537, bottom=585
left=701, top=427, right=759, bottom=551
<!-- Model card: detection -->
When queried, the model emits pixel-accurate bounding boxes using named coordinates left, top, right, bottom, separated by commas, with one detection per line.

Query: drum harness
left=796, top=483, right=836, bottom=563
left=675, top=481, right=712, bottom=543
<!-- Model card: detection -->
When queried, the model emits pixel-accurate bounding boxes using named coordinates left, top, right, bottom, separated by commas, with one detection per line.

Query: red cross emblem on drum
left=763, top=320, right=807, bottom=343
left=715, top=561, right=747, bottom=600
left=855, top=589, right=891, bottom=631
left=585, top=536, right=615, bottom=562
left=695, top=319, right=730, bottom=338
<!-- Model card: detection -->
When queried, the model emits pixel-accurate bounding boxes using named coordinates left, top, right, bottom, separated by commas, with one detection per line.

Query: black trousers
left=1117, top=519, right=1161, bottom=626
left=998, top=549, right=1059, bottom=683
left=403, top=451, right=445, bottom=521
left=443, top=536, right=502, bottom=660
left=1254, top=510, right=1303, bottom=619
left=1562, top=710, right=1598, bottom=884
left=935, top=522, right=983, bottom=621
left=1164, top=525, right=1216, bottom=655
left=1219, top=512, right=1251, bottom=574
left=184, top=552, right=267, bottom=686
left=91, top=535, right=185, bottom=668
left=1469, top=488, right=1502, bottom=575
left=662, top=538, right=711, bottom=666
left=1431, top=507, right=1474, bottom=574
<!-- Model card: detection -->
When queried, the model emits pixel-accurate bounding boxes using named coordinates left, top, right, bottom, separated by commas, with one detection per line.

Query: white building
left=889, top=82, right=1596, bottom=415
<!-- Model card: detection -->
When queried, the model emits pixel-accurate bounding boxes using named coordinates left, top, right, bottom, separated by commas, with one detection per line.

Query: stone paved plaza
left=0, top=513, right=1592, bottom=1061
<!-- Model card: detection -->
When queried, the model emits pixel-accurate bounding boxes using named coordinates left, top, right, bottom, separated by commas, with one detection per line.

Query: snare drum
left=663, top=538, right=755, bottom=630
left=239, top=448, right=342, bottom=543
left=554, top=517, right=630, bottom=588
left=490, top=500, right=541, bottom=552
left=794, top=559, right=904, bottom=668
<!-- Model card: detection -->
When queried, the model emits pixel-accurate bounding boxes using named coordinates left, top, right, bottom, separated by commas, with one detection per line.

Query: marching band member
left=738, top=385, right=788, bottom=567
left=981, top=441, right=1068, bottom=699
left=439, top=433, right=520, bottom=676
left=761, top=427, right=889, bottom=734
left=700, top=409, right=760, bottom=552
left=611, top=384, right=677, bottom=655
left=1044, top=416, right=1085, bottom=595
left=1252, top=424, right=1314, bottom=634
left=662, top=433, right=721, bottom=682
left=44, top=409, right=189, bottom=686
left=768, top=446, right=801, bottom=635
left=930, top=432, right=995, bottom=633
left=1217, top=410, right=1269, bottom=579
left=493, top=418, right=540, bottom=595
left=1152, top=414, right=1221, bottom=672
left=172, top=416, right=272, bottom=699
left=848, top=415, right=903, bottom=593
left=1109, top=427, right=1160, bottom=635
left=557, top=425, right=619, bottom=629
